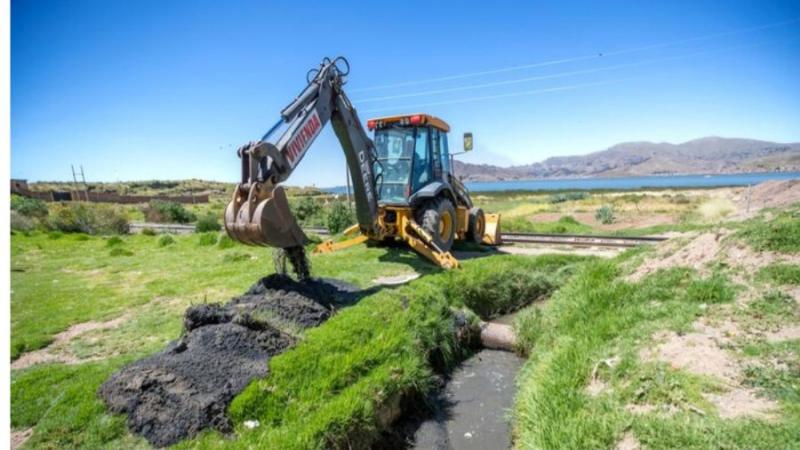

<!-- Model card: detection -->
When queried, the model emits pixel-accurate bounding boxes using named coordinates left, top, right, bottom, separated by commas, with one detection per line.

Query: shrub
left=158, top=234, right=176, bottom=247
left=10, top=210, right=35, bottom=232
left=548, top=192, right=588, bottom=204
left=217, top=234, right=236, bottom=249
left=47, top=203, right=129, bottom=235
left=143, top=200, right=196, bottom=224
left=294, top=196, right=323, bottom=224
left=327, top=201, right=355, bottom=234
left=198, top=232, right=218, bottom=246
left=595, top=205, right=615, bottom=224
left=670, top=194, right=692, bottom=205
left=11, top=195, right=48, bottom=219
left=141, top=227, right=157, bottom=236
left=196, top=214, right=221, bottom=233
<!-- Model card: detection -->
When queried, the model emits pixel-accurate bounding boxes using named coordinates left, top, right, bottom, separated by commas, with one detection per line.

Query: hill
left=454, top=137, right=800, bottom=181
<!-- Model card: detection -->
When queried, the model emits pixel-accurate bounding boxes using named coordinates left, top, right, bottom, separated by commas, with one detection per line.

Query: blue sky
left=11, top=0, right=800, bottom=187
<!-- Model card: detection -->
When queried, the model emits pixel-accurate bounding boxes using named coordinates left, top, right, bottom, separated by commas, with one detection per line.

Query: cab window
left=411, top=128, right=430, bottom=192
left=431, top=128, right=442, bottom=178
left=439, top=131, right=450, bottom=175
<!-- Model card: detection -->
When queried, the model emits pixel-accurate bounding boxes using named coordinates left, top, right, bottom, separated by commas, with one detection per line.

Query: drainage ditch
left=379, top=316, right=524, bottom=450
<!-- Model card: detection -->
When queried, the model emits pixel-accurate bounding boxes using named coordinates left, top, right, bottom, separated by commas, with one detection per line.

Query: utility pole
left=80, top=165, right=89, bottom=201
left=71, top=165, right=80, bottom=201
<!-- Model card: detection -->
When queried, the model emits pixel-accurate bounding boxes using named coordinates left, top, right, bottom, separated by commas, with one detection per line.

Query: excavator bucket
left=482, top=213, right=502, bottom=245
left=224, top=183, right=308, bottom=249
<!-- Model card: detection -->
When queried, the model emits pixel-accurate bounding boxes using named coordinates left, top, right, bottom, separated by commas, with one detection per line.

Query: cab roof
left=367, top=113, right=450, bottom=132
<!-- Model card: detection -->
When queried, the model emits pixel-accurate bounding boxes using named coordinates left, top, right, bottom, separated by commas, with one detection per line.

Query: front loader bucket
left=224, top=184, right=308, bottom=248
left=482, top=213, right=502, bottom=245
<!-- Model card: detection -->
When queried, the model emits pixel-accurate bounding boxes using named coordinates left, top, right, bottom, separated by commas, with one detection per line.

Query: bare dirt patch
left=703, top=389, right=777, bottom=420
left=628, top=231, right=730, bottom=281
left=641, top=326, right=739, bottom=383
left=99, top=275, right=360, bottom=447
left=11, top=315, right=130, bottom=370
left=625, top=403, right=680, bottom=416
left=615, top=432, right=641, bottom=450
left=586, top=378, right=608, bottom=397
left=628, top=230, right=799, bottom=283
left=734, top=179, right=800, bottom=219
left=763, top=325, right=800, bottom=343
left=724, top=242, right=800, bottom=276
left=10, top=428, right=33, bottom=450
left=642, top=319, right=779, bottom=420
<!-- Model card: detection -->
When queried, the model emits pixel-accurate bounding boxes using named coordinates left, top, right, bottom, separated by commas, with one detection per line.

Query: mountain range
left=453, top=137, right=800, bottom=181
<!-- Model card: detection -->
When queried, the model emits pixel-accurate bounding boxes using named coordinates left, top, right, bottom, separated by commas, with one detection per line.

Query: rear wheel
left=419, top=198, right=456, bottom=252
left=468, top=207, right=486, bottom=243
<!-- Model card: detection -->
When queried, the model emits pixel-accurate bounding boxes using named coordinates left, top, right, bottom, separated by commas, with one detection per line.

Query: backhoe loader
left=224, top=57, right=501, bottom=279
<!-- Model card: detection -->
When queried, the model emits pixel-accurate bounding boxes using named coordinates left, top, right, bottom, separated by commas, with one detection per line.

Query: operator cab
left=367, top=114, right=452, bottom=205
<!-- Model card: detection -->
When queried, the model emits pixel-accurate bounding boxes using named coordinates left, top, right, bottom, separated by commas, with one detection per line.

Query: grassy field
left=511, top=207, right=800, bottom=449
left=10, top=185, right=800, bottom=449
left=10, top=230, right=583, bottom=448
left=471, top=187, right=736, bottom=236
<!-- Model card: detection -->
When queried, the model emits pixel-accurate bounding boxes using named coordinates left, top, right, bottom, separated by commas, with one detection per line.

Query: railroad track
left=304, top=227, right=666, bottom=248
left=500, top=232, right=667, bottom=248
left=130, top=224, right=665, bottom=248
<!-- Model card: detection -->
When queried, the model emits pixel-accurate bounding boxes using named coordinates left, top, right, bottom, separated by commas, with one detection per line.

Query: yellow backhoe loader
left=224, top=57, right=501, bottom=278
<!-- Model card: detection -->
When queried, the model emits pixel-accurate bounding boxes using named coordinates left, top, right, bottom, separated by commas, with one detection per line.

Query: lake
left=464, top=172, right=800, bottom=192
left=323, top=172, right=800, bottom=194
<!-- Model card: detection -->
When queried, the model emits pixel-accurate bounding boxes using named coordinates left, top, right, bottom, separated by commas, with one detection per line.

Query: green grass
left=11, top=230, right=582, bottom=449
left=757, top=263, right=800, bottom=285
left=511, top=259, right=799, bottom=449
left=504, top=215, right=595, bottom=234
left=737, top=209, right=800, bottom=253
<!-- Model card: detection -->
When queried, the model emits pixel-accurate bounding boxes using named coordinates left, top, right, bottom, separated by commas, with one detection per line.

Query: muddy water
left=395, top=349, right=524, bottom=449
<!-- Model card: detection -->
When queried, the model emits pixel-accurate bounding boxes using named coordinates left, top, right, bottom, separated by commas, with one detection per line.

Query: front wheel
left=468, top=207, right=486, bottom=243
left=419, top=198, right=456, bottom=252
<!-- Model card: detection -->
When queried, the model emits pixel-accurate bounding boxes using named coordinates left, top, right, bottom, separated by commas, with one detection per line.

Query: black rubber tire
left=468, top=207, right=486, bottom=243
left=419, top=198, right=456, bottom=252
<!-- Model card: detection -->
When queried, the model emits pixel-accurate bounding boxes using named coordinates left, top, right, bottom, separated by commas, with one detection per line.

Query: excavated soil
left=99, top=274, right=359, bottom=447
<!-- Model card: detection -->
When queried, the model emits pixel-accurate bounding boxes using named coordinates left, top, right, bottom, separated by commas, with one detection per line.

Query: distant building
left=10, top=179, right=30, bottom=195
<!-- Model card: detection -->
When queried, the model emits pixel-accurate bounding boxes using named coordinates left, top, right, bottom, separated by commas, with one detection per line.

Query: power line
left=350, top=17, right=799, bottom=93
left=359, top=78, right=635, bottom=114
left=355, top=40, right=772, bottom=104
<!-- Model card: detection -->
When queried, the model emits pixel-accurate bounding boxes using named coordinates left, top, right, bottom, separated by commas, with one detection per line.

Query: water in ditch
left=384, top=348, right=524, bottom=449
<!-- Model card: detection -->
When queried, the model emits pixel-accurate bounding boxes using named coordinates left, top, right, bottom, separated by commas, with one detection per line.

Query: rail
left=500, top=232, right=667, bottom=248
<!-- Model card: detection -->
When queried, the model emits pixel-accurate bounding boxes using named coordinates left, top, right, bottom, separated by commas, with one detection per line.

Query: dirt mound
left=99, top=274, right=359, bottom=447
left=737, top=179, right=800, bottom=217
left=628, top=231, right=730, bottom=281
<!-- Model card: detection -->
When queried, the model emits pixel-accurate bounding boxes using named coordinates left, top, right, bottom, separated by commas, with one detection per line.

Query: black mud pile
left=99, top=274, right=358, bottom=447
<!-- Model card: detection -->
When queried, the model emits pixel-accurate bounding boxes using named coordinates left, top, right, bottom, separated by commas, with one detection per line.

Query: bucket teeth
left=224, top=184, right=308, bottom=249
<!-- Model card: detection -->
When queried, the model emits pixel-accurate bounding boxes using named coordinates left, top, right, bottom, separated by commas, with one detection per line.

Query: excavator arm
left=224, top=58, right=380, bottom=255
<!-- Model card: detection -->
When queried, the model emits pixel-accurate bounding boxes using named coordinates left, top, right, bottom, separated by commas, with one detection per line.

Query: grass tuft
left=217, top=234, right=236, bottom=249
left=198, top=232, right=218, bottom=246
left=108, top=247, right=134, bottom=257
left=157, top=234, right=176, bottom=247
left=757, top=263, right=800, bottom=285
